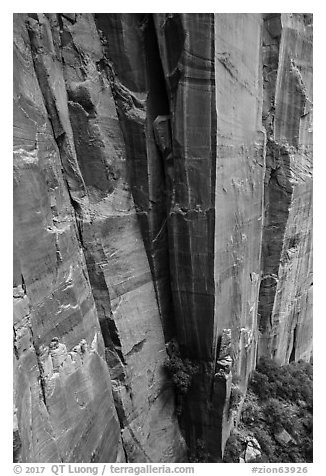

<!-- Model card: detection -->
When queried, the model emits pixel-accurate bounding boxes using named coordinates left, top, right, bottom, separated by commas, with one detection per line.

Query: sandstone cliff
left=258, top=14, right=313, bottom=364
left=13, top=13, right=313, bottom=463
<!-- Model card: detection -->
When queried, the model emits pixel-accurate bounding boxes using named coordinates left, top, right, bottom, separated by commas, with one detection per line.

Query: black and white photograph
left=12, top=5, right=314, bottom=469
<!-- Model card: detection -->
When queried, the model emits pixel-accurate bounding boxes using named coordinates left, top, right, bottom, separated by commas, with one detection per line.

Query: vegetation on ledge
left=163, top=355, right=200, bottom=395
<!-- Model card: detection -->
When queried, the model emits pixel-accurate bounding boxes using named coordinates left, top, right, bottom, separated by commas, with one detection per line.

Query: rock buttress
left=154, top=13, right=265, bottom=460
left=213, top=13, right=266, bottom=456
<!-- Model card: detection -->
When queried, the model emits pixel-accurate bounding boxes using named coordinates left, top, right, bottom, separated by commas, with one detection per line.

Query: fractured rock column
left=258, top=13, right=313, bottom=364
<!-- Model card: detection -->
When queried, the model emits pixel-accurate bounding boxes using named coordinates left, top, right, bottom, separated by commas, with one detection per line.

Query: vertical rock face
left=13, top=13, right=312, bottom=463
left=13, top=14, right=124, bottom=462
left=153, top=13, right=265, bottom=460
left=212, top=13, right=265, bottom=456
left=258, top=14, right=313, bottom=364
left=154, top=13, right=217, bottom=362
left=13, top=13, right=185, bottom=463
left=94, top=13, right=175, bottom=340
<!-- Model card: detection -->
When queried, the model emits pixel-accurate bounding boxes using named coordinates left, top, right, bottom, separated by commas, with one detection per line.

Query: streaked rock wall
left=258, top=13, right=313, bottom=364
left=213, top=13, right=266, bottom=456
left=13, top=14, right=124, bottom=462
left=153, top=13, right=265, bottom=460
left=13, top=13, right=185, bottom=464
left=13, top=13, right=312, bottom=463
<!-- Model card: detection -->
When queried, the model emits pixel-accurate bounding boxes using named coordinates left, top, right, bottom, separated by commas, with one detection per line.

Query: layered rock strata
left=13, top=13, right=313, bottom=463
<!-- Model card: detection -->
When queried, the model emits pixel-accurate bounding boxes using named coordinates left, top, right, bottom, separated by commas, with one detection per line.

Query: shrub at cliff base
left=223, top=359, right=313, bottom=463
